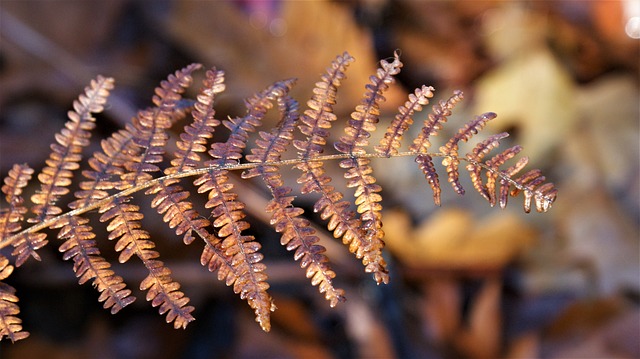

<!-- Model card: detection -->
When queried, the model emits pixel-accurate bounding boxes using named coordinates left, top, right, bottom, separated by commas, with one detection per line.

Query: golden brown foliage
left=0, top=51, right=556, bottom=341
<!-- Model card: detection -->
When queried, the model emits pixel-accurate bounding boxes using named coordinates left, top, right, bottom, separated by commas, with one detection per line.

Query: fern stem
left=0, top=151, right=554, bottom=251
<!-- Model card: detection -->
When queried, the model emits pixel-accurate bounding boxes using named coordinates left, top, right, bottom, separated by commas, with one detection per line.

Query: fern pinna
left=0, top=51, right=557, bottom=341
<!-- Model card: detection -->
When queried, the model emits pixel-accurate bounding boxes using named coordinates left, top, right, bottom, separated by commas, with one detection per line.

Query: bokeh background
left=0, top=1, right=638, bottom=358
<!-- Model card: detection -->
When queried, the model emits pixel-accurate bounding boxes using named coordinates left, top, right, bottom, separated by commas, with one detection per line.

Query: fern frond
left=151, top=68, right=243, bottom=305
left=194, top=80, right=295, bottom=331
left=29, top=75, right=114, bottom=220
left=375, top=85, right=435, bottom=156
left=169, top=68, right=226, bottom=174
left=0, top=51, right=558, bottom=341
left=0, top=256, right=28, bottom=342
left=295, top=52, right=355, bottom=159
left=0, top=165, right=33, bottom=240
left=409, top=90, right=464, bottom=154
left=415, top=154, right=442, bottom=206
left=148, top=68, right=226, bottom=245
left=294, top=53, right=367, bottom=274
left=94, top=64, right=200, bottom=328
left=497, top=156, right=529, bottom=209
left=244, top=96, right=346, bottom=307
left=292, top=52, right=378, bottom=295
left=55, top=216, right=135, bottom=313
left=333, top=52, right=402, bottom=284
left=479, top=144, right=522, bottom=206
left=334, top=51, right=402, bottom=155
left=440, top=112, right=497, bottom=195
left=119, top=64, right=202, bottom=187
left=2, top=164, right=33, bottom=208
left=10, top=76, right=114, bottom=266
left=465, top=132, right=510, bottom=202
left=99, top=197, right=195, bottom=328
left=511, top=169, right=557, bottom=213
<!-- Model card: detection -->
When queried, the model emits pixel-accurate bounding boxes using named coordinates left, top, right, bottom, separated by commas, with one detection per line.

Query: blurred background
left=0, top=1, right=638, bottom=358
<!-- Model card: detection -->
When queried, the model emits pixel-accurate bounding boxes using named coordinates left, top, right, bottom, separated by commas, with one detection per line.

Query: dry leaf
left=384, top=208, right=537, bottom=269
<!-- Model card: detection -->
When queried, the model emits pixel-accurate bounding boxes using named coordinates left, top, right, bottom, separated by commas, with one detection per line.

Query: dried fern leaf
left=29, top=75, right=114, bottom=220
left=2, top=164, right=33, bottom=208
left=440, top=112, right=497, bottom=195
left=0, top=51, right=559, bottom=341
left=244, top=96, right=346, bottom=307
left=481, top=144, right=522, bottom=206
left=145, top=68, right=237, bottom=323
left=295, top=52, right=355, bottom=159
left=139, top=258, right=194, bottom=329
left=10, top=76, right=114, bottom=266
left=195, top=166, right=273, bottom=330
left=410, top=90, right=464, bottom=153
left=55, top=216, right=135, bottom=314
left=498, top=156, right=529, bottom=209
left=99, top=197, right=195, bottom=328
left=169, top=68, right=225, bottom=173
left=148, top=68, right=226, bottom=246
left=0, top=284, right=28, bottom=343
left=465, top=132, right=510, bottom=202
left=294, top=52, right=368, bottom=270
left=114, top=64, right=201, bottom=188
left=376, top=85, right=434, bottom=156
left=0, top=256, right=28, bottom=342
left=95, top=64, right=200, bottom=328
left=415, top=154, right=442, bottom=206
left=408, top=90, right=465, bottom=206
left=334, top=51, right=402, bottom=155
left=333, top=52, right=402, bottom=284
left=194, top=80, right=295, bottom=332
left=510, top=169, right=557, bottom=213
left=0, top=165, right=34, bottom=240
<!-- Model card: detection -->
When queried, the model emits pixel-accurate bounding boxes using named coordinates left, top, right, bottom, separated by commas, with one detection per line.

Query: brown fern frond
left=408, top=90, right=464, bottom=205
left=409, top=90, right=464, bottom=153
left=294, top=52, right=367, bottom=269
left=139, top=258, right=193, bottom=330
left=0, top=165, right=33, bottom=240
left=145, top=68, right=239, bottom=328
left=194, top=166, right=273, bottom=330
left=480, top=144, right=522, bottom=206
left=150, top=68, right=240, bottom=301
left=376, top=85, right=435, bottom=156
left=193, top=80, right=295, bottom=331
left=92, top=64, right=201, bottom=328
left=290, top=53, right=377, bottom=297
left=333, top=52, right=402, bottom=284
left=99, top=197, right=195, bottom=328
left=29, top=75, right=114, bottom=220
left=55, top=216, right=135, bottom=313
left=207, top=79, right=296, bottom=167
left=295, top=52, right=355, bottom=159
left=2, top=164, right=33, bottom=208
left=148, top=68, right=226, bottom=245
left=334, top=51, right=402, bottom=155
left=465, top=132, right=510, bottom=202
left=415, top=154, right=442, bottom=206
left=168, top=68, right=226, bottom=174
left=497, top=156, right=529, bottom=209
left=10, top=76, right=114, bottom=266
left=119, top=64, right=201, bottom=188
left=440, top=112, right=497, bottom=195
left=244, top=96, right=346, bottom=307
left=510, top=169, right=557, bottom=213
left=0, top=51, right=559, bottom=342
left=0, top=256, right=28, bottom=342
